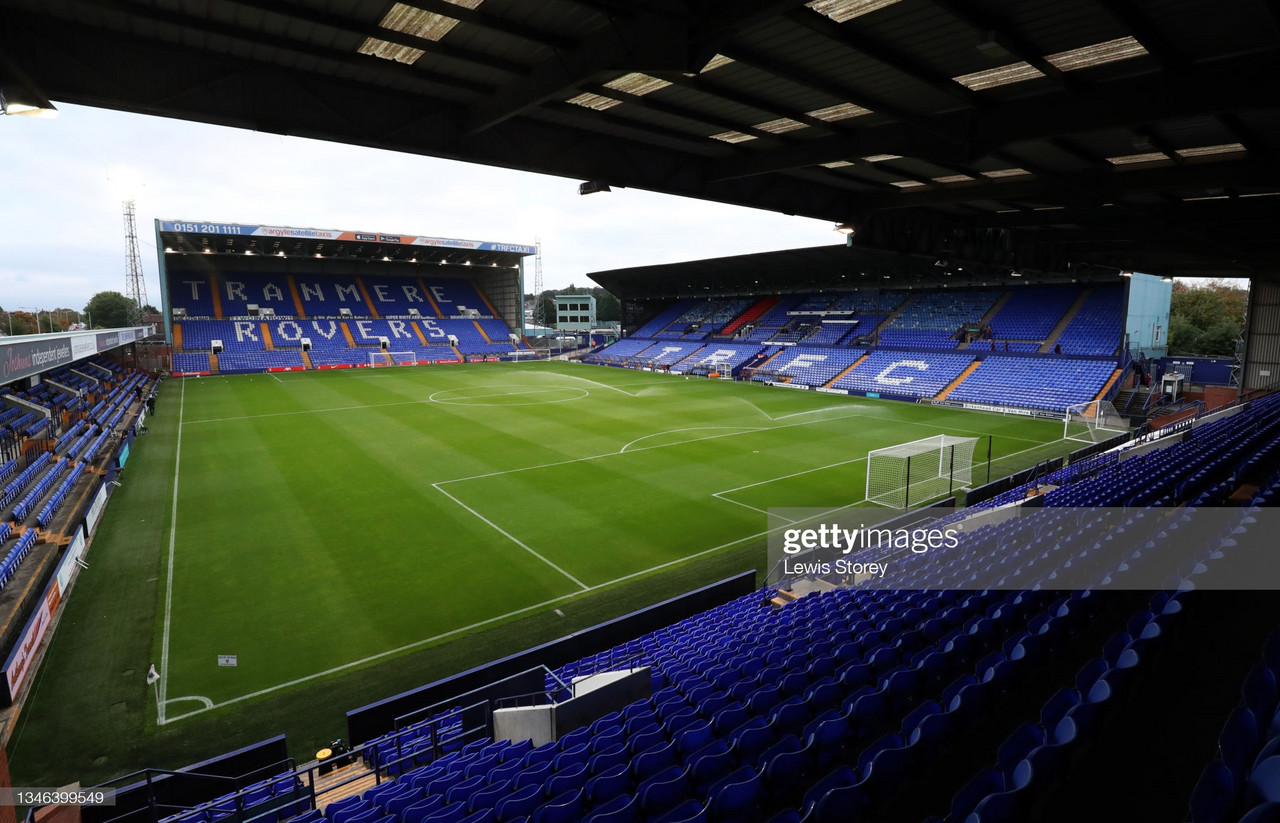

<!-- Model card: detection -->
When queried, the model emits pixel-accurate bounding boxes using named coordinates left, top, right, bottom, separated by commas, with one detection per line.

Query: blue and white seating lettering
left=875, top=360, right=930, bottom=386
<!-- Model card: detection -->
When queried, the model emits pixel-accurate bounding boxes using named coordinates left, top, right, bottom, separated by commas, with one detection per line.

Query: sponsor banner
left=95, top=332, right=120, bottom=351
left=1, top=338, right=74, bottom=383
left=3, top=571, right=63, bottom=703
left=57, top=528, right=87, bottom=592
left=266, top=366, right=306, bottom=372
left=958, top=402, right=1061, bottom=420
left=118, top=329, right=137, bottom=344
left=174, top=371, right=212, bottom=377
left=86, top=481, right=110, bottom=533
left=317, top=364, right=354, bottom=370
left=433, top=359, right=462, bottom=365
left=70, top=334, right=97, bottom=360
left=816, top=387, right=849, bottom=395
left=159, top=221, right=536, bottom=254
left=768, top=381, right=811, bottom=390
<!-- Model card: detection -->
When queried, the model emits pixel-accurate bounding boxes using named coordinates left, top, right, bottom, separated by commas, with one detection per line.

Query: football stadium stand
left=834, top=351, right=974, bottom=398
left=130, top=392, right=1276, bottom=823
left=987, top=285, right=1078, bottom=344
left=755, top=347, right=867, bottom=388
left=1055, top=286, right=1125, bottom=356
left=166, top=267, right=529, bottom=374
left=588, top=283, right=1135, bottom=416
left=948, top=358, right=1117, bottom=413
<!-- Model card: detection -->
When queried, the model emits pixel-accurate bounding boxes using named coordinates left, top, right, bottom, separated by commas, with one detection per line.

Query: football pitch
left=156, top=361, right=1070, bottom=721
left=11, top=360, right=1083, bottom=787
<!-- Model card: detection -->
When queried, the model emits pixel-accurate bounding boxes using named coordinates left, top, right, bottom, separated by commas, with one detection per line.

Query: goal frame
left=1063, top=400, right=1128, bottom=444
left=865, top=434, right=984, bottom=509
left=369, top=351, right=417, bottom=367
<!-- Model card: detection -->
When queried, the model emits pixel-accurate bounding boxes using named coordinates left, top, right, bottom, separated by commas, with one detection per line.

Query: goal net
left=866, top=435, right=980, bottom=508
left=1064, top=400, right=1128, bottom=444
left=368, top=351, right=415, bottom=367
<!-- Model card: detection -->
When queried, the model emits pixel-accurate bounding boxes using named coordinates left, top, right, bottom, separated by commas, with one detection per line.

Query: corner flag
left=147, top=664, right=160, bottom=685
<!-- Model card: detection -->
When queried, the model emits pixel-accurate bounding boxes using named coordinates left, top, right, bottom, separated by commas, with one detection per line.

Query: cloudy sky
left=1, top=103, right=842, bottom=314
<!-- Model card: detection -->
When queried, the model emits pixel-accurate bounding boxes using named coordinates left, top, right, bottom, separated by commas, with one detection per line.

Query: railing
left=27, top=759, right=300, bottom=823
left=491, top=668, right=574, bottom=711
left=373, top=698, right=493, bottom=777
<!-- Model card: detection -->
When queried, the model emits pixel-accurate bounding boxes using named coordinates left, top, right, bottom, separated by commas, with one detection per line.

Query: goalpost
left=369, top=351, right=416, bottom=367
left=866, top=434, right=981, bottom=508
left=1064, top=400, right=1128, bottom=444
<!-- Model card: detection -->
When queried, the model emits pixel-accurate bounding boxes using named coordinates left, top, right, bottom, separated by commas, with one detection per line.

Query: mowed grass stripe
left=169, top=383, right=585, bottom=702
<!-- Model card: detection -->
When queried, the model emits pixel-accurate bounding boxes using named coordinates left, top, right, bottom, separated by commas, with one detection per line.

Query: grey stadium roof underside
left=4, top=0, right=1280, bottom=284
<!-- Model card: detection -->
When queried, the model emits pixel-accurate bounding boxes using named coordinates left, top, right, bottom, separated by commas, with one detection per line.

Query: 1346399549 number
left=2, top=788, right=117, bottom=807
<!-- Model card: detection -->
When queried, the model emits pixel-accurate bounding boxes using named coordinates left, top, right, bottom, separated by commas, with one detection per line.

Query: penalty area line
left=158, top=497, right=870, bottom=725
left=432, top=483, right=589, bottom=590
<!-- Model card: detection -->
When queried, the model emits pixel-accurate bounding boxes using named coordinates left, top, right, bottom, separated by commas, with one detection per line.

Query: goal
left=1064, top=400, right=1128, bottom=444
left=866, top=435, right=980, bottom=508
left=369, top=351, right=416, bottom=367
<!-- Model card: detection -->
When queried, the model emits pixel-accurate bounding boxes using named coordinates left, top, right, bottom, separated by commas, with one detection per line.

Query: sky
left=0, top=103, right=842, bottom=314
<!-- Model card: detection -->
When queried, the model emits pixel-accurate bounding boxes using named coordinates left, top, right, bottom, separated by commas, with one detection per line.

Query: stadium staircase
left=934, top=359, right=983, bottom=401
left=720, top=297, right=778, bottom=338
left=301, top=351, right=314, bottom=370
left=209, top=272, right=224, bottom=318
left=1114, top=387, right=1153, bottom=417
left=341, top=323, right=358, bottom=347
left=1039, top=288, right=1092, bottom=353
left=355, top=278, right=381, bottom=318
left=1093, top=369, right=1123, bottom=401
left=473, top=321, right=493, bottom=343
left=208, top=352, right=220, bottom=373
left=172, top=325, right=183, bottom=350
left=420, top=281, right=446, bottom=318
left=261, top=323, right=275, bottom=350
left=868, top=298, right=912, bottom=342
left=288, top=277, right=308, bottom=317
left=822, top=354, right=870, bottom=389
left=957, top=291, right=1014, bottom=350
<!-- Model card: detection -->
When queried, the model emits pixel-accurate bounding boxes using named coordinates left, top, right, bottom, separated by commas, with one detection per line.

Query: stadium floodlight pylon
left=866, top=434, right=980, bottom=508
left=1064, top=400, right=1128, bottom=444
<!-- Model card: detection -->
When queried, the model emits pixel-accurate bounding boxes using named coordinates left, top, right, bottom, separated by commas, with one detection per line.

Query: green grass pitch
left=10, top=361, right=1078, bottom=787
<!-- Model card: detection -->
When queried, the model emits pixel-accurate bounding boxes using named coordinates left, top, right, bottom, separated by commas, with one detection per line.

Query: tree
left=594, top=289, right=621, bottom=322
left=1168, top=279, right=1247, bottom=356
left=84, top=291, right=139, bottom=330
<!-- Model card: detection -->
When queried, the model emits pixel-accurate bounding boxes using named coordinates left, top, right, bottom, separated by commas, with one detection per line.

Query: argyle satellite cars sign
left=158, top=221, right=537, bottom=255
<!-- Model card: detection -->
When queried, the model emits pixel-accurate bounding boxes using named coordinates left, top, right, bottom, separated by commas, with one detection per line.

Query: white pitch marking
left=524, top=370, right=639, bottom=397
left=158, top=377, right=186, bottom=723
left=619, top=426, right=764, bottom=454
left=436, top=410, right=863, bottom=487
left=433, top=484, right=589, bottom=590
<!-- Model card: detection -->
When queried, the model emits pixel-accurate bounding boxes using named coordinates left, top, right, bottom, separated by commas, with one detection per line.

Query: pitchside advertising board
left=1, top=526, right=88, bottom=704
left=158, top=221, right=537, bottom=255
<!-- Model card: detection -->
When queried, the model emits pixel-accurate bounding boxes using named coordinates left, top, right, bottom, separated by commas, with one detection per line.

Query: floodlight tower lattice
left=123, top=199, right=149, bottom=326
left=532, top=236, right=546, bottom=330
